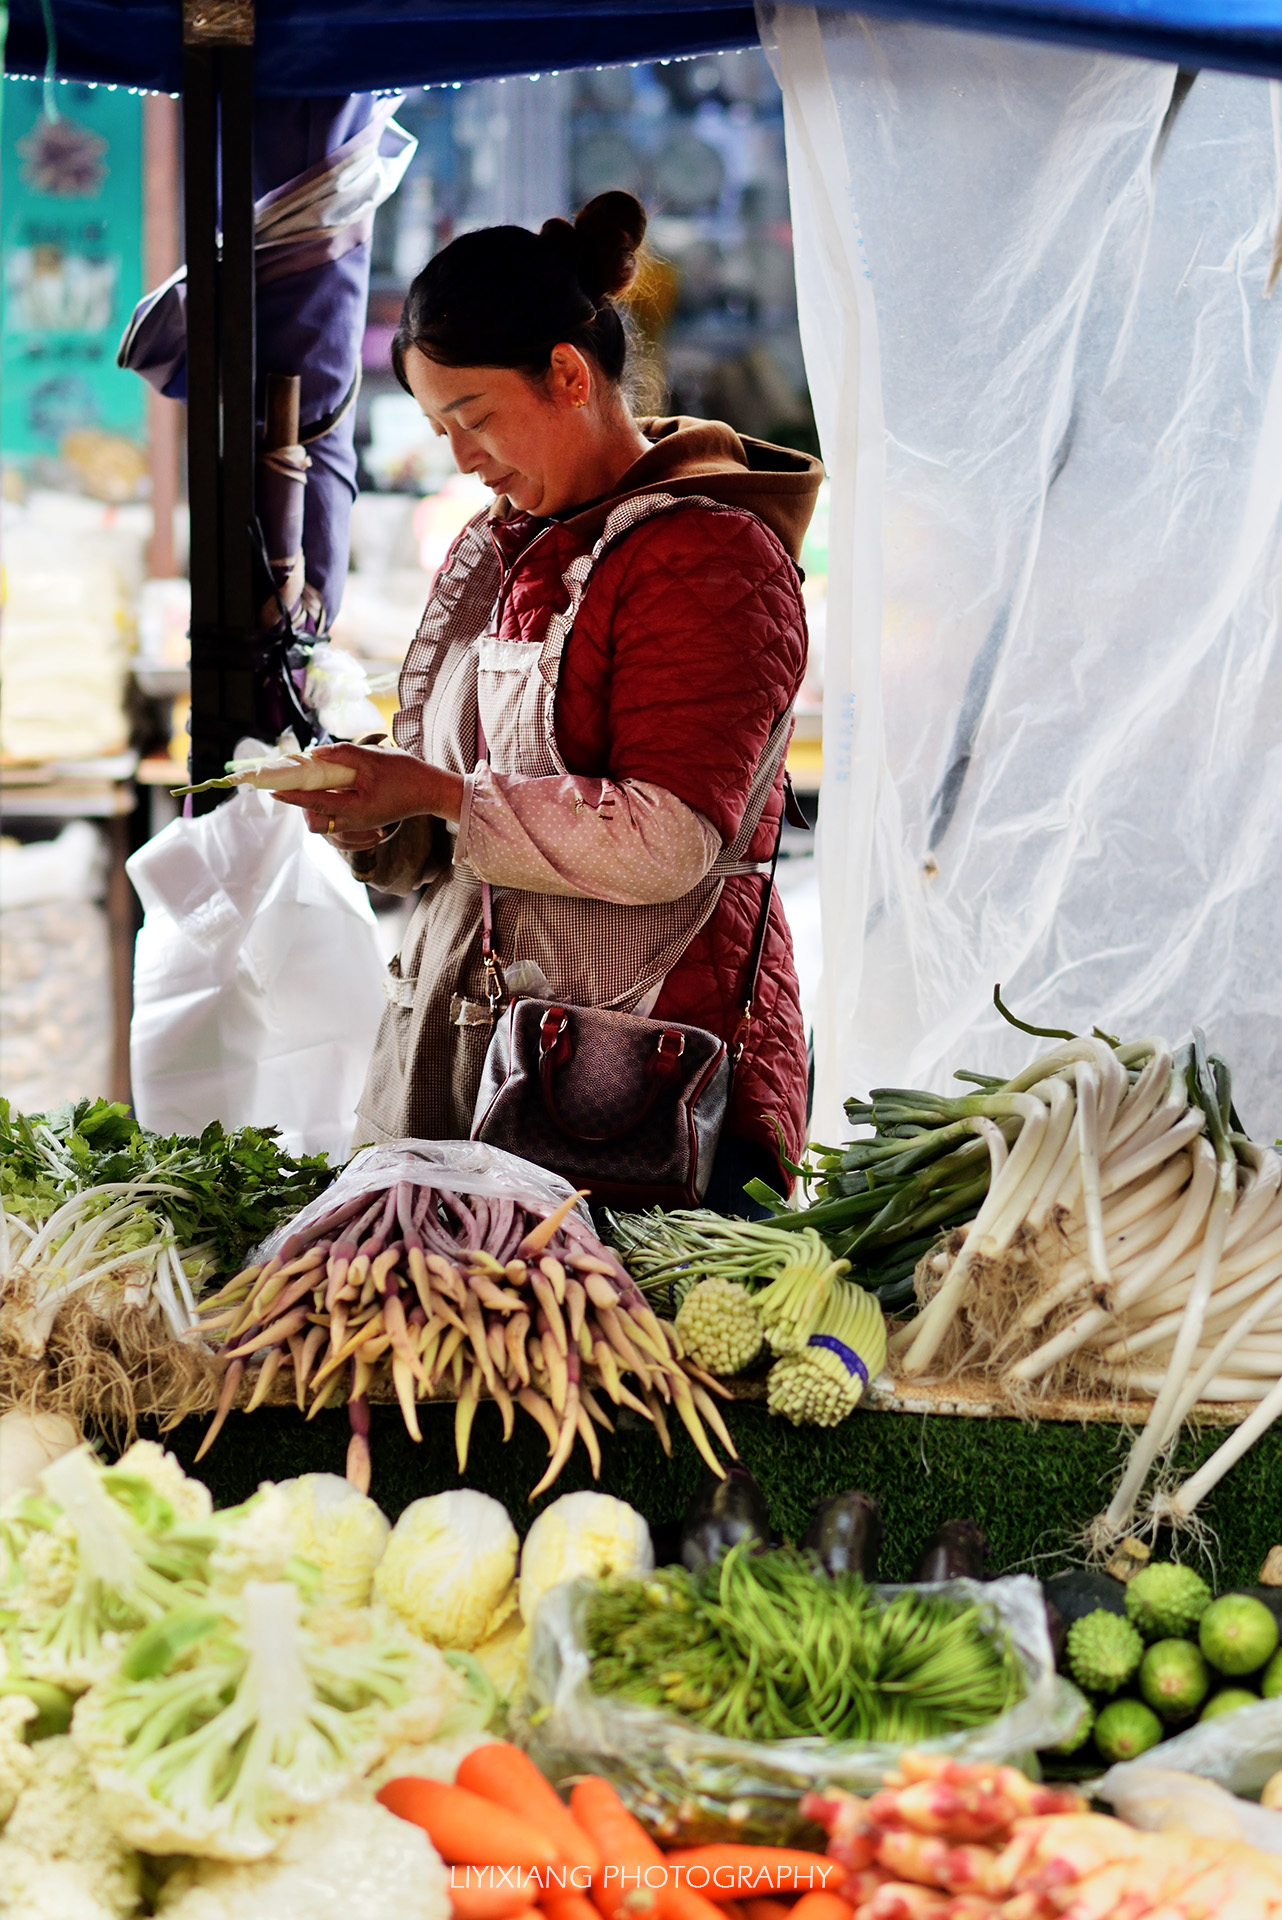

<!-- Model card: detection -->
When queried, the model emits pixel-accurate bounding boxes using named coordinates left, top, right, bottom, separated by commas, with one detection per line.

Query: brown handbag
left=470, top=807, right=787, bottom=1209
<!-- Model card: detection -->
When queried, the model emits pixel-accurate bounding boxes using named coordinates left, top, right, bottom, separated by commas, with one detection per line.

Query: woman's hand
left=269, top=741, right=465, bottom=839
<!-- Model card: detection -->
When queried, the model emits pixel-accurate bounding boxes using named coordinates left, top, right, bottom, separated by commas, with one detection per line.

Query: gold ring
left=326, top=817, right=336, bottom=836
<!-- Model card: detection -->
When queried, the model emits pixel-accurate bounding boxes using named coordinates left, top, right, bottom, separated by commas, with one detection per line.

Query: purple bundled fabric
left=119, top=94, right=415, bottom=629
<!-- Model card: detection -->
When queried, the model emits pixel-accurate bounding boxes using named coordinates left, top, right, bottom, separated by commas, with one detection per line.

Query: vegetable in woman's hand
left=172, top=746, right=360, bottom=797
left=265, top=739, right=465, bottom=834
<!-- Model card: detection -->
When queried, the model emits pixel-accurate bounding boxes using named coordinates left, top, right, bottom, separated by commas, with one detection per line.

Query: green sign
left=1, top=78, right=144, bottom=457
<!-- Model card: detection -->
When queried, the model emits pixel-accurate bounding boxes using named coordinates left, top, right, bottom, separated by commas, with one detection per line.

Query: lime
left=1199, top=1687, right=1259, bottom=1721
left=1263, top=1648, right=1282, bottom=1699
left=1199, top=1594, right=1279, bottom=1676
left=1138, top=1639, right=1209, bottom=1721
left=1094, top=1697, right=1163, bottom=1763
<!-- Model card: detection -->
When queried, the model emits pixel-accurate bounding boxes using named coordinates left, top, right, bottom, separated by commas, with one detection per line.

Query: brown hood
left=492, top=416, right=824, bottom=565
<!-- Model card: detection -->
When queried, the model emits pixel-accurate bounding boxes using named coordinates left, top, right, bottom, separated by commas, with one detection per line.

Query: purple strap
left=808, top=1333, right=869, bottom=1385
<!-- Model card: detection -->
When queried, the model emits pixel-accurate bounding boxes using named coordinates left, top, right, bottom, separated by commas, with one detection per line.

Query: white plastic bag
left=127, top=786, right=385, bottom=1158
left=519, top=1573, right=1082, bottom=1843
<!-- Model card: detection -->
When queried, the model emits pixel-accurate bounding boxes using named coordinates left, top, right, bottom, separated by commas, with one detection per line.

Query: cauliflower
left=74, top=1581, right=463, bottom=1862
left=0, top=1732, right=142, bottom=1917
left=4, top=1448, right=216, bottom=1692
left=374, top=1492, right=518, bottom=1651
left=156, top=1797, right=450, bottom=1920
left=276, top=1474, right=390, bottom=1608
left=518, top=1493, right=653, bottom=1628
left=206, top=1483, right=310, bottom=1595
left=0, top=1694, right=37, bottom=1826
left=110, top=1443, right=213, bottom=1525
left=0, top=1854, right=127, bottom=1920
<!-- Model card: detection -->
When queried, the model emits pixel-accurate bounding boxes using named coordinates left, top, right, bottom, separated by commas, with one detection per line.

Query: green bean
left=584, top=1544, right=1023, bottom=1744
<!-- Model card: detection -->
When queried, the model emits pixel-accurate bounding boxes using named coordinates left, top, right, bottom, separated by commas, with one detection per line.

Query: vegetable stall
left=9, top=1, right=1282, bottom=1916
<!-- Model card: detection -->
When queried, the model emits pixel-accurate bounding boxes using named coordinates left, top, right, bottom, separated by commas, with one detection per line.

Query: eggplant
left=802, top=1490, right=883, bottom=1580
left=648, top=1519, right=685, bottom=1568
left=912, top=1519, right=989, bottom=1583
left=1043, top=1568, right=1128, bottom=1625
left=1044, top=1595, right=1067, bottom=1665
left=680, top=1467, right=772, bottom=1571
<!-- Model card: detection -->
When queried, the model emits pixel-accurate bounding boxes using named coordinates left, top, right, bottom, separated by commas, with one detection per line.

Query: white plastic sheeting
left=763, top=5, right=1282, bottom=1140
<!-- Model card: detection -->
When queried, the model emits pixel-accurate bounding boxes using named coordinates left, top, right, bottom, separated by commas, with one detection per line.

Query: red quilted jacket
left=485, top=417, right=822, bottom=1184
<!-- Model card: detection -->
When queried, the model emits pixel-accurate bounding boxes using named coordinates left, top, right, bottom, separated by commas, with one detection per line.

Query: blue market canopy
left=7, top=0, right=1282, bottom=95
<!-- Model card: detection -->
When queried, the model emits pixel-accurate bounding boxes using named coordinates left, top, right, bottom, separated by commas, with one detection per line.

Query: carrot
left=567, top=1778, right=722, bottom=1920
left=458, top=1742, right=601, bottom=1874
left=786, top=1897, right=851, bottom=1920
left=665, top=1850, right=841, bottom=1901
left=745, top=1903, right=795, bottom=1920
left=376, top=1778, right=561, bottom=1869
left=542, top=1896, right=603, bottom=1920
left=449, top=1869, right=541, bottom=1920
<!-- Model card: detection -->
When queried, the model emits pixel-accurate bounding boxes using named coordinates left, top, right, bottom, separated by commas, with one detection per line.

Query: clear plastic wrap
left=1097, top=1699, right=1282, bottom=1808
left=1096, top=1759, right=1282, bottom=1851
left=518, top=1574, right=1082, bottom=1843
left=252, top=1137, right=590, bottom=1262
left=764, top=6, right=1282, bottom=1141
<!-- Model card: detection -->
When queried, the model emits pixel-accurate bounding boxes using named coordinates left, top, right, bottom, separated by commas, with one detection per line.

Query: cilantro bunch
left=0, top=1098, right=332, bottom=1275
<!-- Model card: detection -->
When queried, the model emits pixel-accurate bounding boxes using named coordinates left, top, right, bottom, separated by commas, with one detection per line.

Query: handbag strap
left=731, top=791, right=787, bottom=1067
left=479, top=764, right=791, bottom=1072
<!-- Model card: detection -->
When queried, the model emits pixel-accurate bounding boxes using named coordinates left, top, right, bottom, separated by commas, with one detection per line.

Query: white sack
left=127, top=786, right=385, bottom=1159
left=764, top=7, right=1282, bottom=1139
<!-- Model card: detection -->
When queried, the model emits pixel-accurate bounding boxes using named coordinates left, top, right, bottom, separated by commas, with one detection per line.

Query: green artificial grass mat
left=135, top=1398, right=1282, bottom=1587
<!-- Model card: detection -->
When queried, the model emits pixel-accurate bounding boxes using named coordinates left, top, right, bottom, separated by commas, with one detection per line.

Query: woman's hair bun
left=540, top=191, right=646, bottom=304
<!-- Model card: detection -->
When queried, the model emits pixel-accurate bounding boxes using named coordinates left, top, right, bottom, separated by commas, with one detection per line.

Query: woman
left=276, top=191, right=821, bottom=1208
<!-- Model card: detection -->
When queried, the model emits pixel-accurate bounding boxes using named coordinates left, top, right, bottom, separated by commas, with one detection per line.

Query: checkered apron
left=354, top=493, right=792, bottom=1147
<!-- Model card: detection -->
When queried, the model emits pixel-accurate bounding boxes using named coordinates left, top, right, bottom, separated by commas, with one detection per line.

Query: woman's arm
left=455, top=767, right=721, bottom=905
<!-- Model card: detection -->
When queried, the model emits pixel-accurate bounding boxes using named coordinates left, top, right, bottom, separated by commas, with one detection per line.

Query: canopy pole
left=182, top=0, right=257, bottom=808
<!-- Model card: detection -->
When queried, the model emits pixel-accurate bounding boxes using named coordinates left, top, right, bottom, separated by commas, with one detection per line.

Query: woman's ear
left=547, top=342, right=593, bottom=410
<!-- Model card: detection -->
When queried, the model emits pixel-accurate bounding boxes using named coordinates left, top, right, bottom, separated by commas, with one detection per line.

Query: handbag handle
left=536, top=1006, right=689, bottom=1143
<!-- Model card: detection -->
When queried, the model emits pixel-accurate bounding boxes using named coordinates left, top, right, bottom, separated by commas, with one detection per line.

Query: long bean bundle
left=585, top=1543, right=1024, bottom=1743
left=195, top=1175, right=734, bottom=1498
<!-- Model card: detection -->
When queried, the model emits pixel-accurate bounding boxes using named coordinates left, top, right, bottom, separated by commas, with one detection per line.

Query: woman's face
left=404, top=344, right=604, bottom=517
